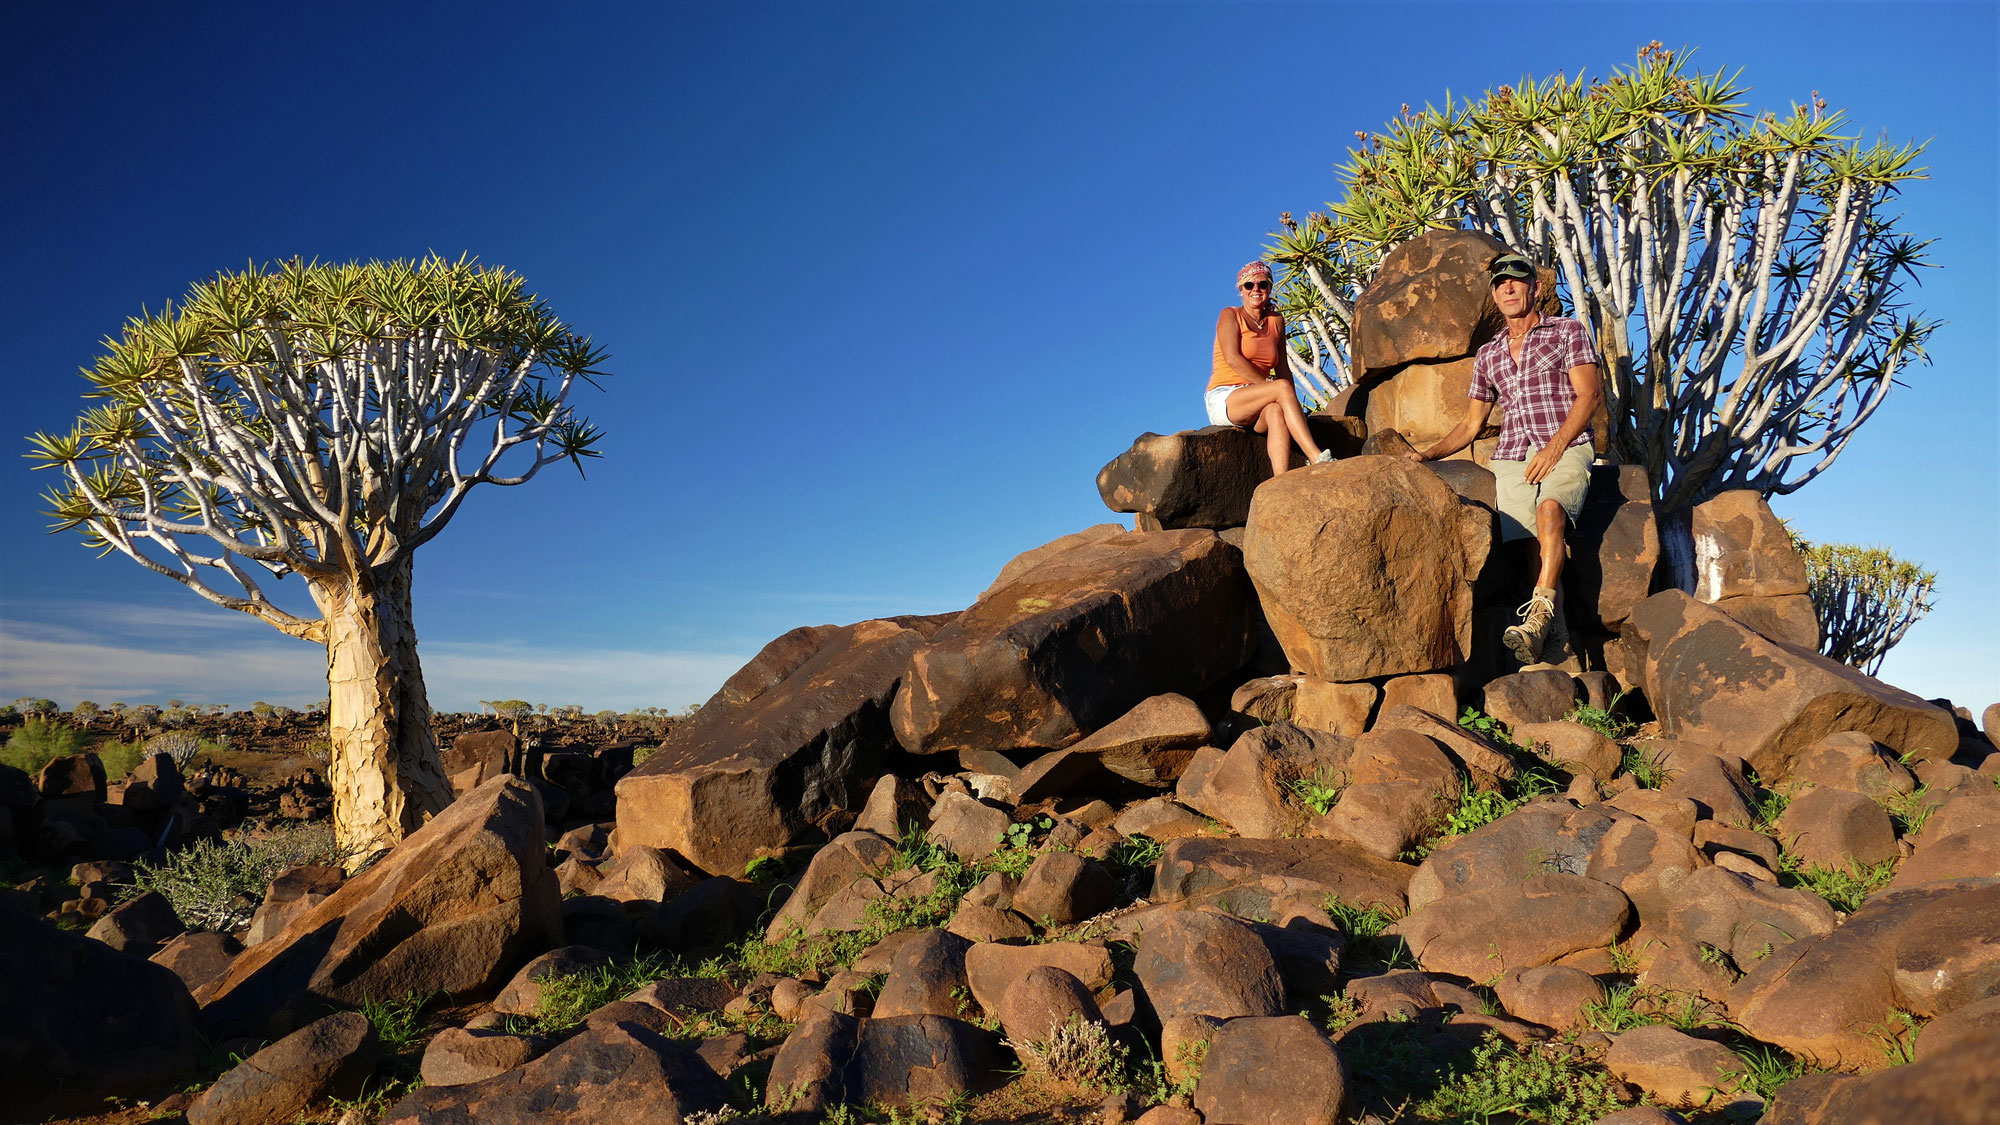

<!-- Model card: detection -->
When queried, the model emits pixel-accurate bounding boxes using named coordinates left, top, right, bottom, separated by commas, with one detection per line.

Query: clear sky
left=2, top=1, right=1994, bottom=715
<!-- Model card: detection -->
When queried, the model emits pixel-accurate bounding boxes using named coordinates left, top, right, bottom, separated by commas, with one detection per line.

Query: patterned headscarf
left=1236, top=261, right=1273, bottom=286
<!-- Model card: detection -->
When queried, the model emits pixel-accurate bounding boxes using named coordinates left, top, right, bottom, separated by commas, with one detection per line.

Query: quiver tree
left=30, top=256, right=606, bottom=859
left=1266, top=45, right=1937, bottom=587
left=1791, top=533, right=1937, bottom=675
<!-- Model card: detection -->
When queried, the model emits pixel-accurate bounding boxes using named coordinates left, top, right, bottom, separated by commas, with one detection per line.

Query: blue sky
left=2, top=2, right=1994, bottom=714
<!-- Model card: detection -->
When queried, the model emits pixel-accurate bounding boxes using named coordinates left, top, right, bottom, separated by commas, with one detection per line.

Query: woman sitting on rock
left=1206, top=261, right=1333, bottom=477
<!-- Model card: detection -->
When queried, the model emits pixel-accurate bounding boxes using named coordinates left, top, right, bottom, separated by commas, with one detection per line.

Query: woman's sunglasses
left=1239, top=280, right=1272, bottom=291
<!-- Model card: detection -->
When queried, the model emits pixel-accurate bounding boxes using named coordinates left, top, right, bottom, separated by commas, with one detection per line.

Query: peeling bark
left=314, top=556, right=451, bottom=862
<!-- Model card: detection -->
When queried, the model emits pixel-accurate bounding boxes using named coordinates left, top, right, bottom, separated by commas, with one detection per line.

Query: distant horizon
left=4, top=3, right=1993, bottom=715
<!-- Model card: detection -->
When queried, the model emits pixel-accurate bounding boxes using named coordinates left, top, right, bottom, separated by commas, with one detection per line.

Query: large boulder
left=1760, top=1026, right=2000, bottom=1123
left=1096, top=420, right=1368, bottom=531
left=1058, top=692, right=1212, bottom=787
left=1346, top=229, right=1511, bottom=380
left=616, top=615, right=940, bottom=875
left=762, top=1010, right=1000, bottom=1115
left=1176, top=722, right=1351, bottom=840
left=1390, top=872, right=1632, bottom=978
left=1192, top=1015, right=1347, bottom=1125
left=0, top=904, right=201, bottom=1114
left=383, top=1017, right=728, bottom=1125
left=1405, top=802, right=1617, bottom=912
left=443, top=729, right=520, bottom=796
left=196, top=776, right=562, bottom=1038
left=1731, top=879, right=2000, bottom=1068
left=1624, top=589, right=1958, bottom=782
left=1243, top=456, right=1491, bottom=681
left=891, top=529, right=1255, bottom=755
left=1132, top=911, right=1285, bottom=1021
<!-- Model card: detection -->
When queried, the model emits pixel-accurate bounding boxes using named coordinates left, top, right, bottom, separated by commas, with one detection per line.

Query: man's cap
left=1489, top=253, right=1536, bottom=283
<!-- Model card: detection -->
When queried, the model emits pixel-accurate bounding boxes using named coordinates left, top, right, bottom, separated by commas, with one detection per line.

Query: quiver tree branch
left=29, top=254, right=609, bottom=858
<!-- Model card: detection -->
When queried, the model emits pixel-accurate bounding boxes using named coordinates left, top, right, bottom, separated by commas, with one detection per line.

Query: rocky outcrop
left=1096, top=418, right=1367, bottom=531
left=1690, top=489, right=1819, bottom=649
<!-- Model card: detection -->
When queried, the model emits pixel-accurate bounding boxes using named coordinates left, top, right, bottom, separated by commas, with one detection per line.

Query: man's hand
left=1403, top=450, right=1428, bottom=463
left=1523, top=441, right=1563, bottom=484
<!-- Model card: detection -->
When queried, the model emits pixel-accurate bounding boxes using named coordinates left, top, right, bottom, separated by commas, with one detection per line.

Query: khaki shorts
left=1490, top=443, right=1593, bottom=542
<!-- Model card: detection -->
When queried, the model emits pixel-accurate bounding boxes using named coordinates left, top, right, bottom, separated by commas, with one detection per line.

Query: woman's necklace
left=1241, top=307, right=1268, bottom=334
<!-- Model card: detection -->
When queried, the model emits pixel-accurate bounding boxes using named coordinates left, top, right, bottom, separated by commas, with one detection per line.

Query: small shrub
left=97, top=739, right=144, bottom=781
left=1619, top=744, right=1673, bottom=789
left=128, top=823, right=347, bottom=930
left=1869, top=1010, right=1924, bottom=1066
left=0, top=719, right=86, bottom=774
left=144, top=731, right=203, bottom=769
left=1006, top=1014, right=1129, bottom=1093
left=1415, top=1032, right=1625, bottom=1124
left=1882, top=786, right=1935, bottom=837
left=1564, top=693, right=1637, bottom=741
left=1725, top=1044, right=1817, bottom=1099
left=359, top=991, right=436, bottom=1054
left=1289, top=767, right=1346, bottom=816
left=1793, top=535, right=1936, bottom=675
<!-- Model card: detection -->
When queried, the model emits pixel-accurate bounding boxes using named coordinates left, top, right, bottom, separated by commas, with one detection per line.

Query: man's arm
left=1521, top=362, right=1602, bottom=484
left=1407, top=397, right=1495, bottom=462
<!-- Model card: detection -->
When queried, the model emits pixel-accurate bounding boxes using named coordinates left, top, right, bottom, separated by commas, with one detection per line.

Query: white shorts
left=1205, top=383, right=1249, bottom=427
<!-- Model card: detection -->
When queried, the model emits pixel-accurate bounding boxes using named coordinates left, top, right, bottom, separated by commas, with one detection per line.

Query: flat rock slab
left=1625, top=589, right=1958, bottom=783
left=616, top=616, right=941, bottom=875
left=1152, top=836, right=1411, bottom=917
left=1243, top=456, right=1490, bottom=681
left=892, top=529, right=1254, bottom=756
left=196, top=776, right=562, bottom=1039
left=1391, top=872, right=1631, bottom=978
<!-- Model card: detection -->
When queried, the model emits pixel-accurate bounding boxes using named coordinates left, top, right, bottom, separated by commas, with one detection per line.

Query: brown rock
left=189, top=1011, right=379, bottom=1125
left=38, top=752, right=107, bottom=800
left=964, top=941, right=1115, bottom=1018
left=1714, top=592, right=1820, bottom=649
left=1347, top=229, right=1511, bottom=378
left=1661, top=754, right=1760, bottom=829
left=1664, top=865, right=1836, bottom=973
left=1062, top=693, right=1212, bottom=787
left=593, top=844, right=697, bottom=905
left=1566, top=464, right=1661, bottom=633
left=1482, top=670, right=1581, bottom=731
left=86, top=889, right=184, bottom=955
left=1293, top=678, right=1379, bottom=737
left=874, top=929, right=974, bottom=1020
left=1013, top=851, right=1116, bottom=927
left=947, top=903, right=1034, bottom=943
left=490, top=945, right=612, bottom=1016
left=1177, top=722, right=1352, bottom=840
left=929, top=792, right=1011, bottom=862
left=1514, top=721, right=1622, bottom=783
left=1730, top=880, right=1997, bottom=1067
left=1192, top=1014, right=1347, bottom=1125
left=1111, top=797, right=1209, bottom=841
left=1602, top=1025, right=1741, bottom=1109
left=1391, top=872, right=1632, bottom=979
left=1693, top=822, right=1781, bottom=870
left=1759, top=1026, right=2000, bottom=1123
left=1096, top=422, right=1367, bottom=532
left=1624, top=589, right=1959, bottom=781
left=1133, top=911, right=1284, bottom=1021
left=616, top=616, right=937, bottom=876
left=763, top=831, right=896, bottom=940
left=1690, top=490, right=1809, bottom=602
left=1917, top=994, right=2000, bottom=1059
left=980, top=524, right=1128, bottom=597
left=1379, top=672, right=1458, bottom=718
left=1584, top=816, right=1704, bottom=929
left=1773, top=786, right=1899, bottom=868
left=419, top=1026, right=544, bottom=1087
left=1406, top=803, right=1616, bottom=912
left=1790, top=731, right=1918, bottom=799
left=1230, top=674, right=1305, bottom=725
left=1495, top=965, right=1604, bottom=1031
left=1243, top=457, right=1490, bottom=680
left=1324, top=780, right=1450, bottom=860
left=1371, top=705, right=1519, bottom=786
left=243, top=864, right=342, bottom=947
left=893, top=529, right=1254, bottom=755
left=853, top=774, right=930, bottom=839
left=386, top=1018, right=728, bottom=1125
left=1889, top=881, right=2000, bottom=1017
left=1603, top=790, right=1699, bottom=837
left=152, top=931, right=243, bottom=994
left=1152, top=835, right=1412, bottom=917
left=444, top=730, right=519, bottom=796
left=196, top=776, right=562, bottom=1039
left=997, top=966, right=1102, bottom=1044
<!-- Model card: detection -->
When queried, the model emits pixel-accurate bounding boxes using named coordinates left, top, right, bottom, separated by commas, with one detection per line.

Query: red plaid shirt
left=1470, top=315, right=1599, bottom=462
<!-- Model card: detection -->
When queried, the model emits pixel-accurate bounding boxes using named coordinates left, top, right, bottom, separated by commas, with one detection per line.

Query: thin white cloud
left=0, top=611, right=748, bottom=713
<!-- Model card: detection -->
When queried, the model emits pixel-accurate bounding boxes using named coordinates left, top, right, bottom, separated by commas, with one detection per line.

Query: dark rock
left=615, top=617, right=937, bottom=876
left=188, top=1011, right=379, bottom=1125
left=152, top=931, right=243, bottom=994
left=1760, top=1026, right=2000, bottom=1123
left=38, top=752, right=107, bottom=800
left=1566, top=464, right=1661, bottom=633
left=1193, top=1014, right=1347, bottom=1125
left=196, top=776, right=562, bottom=1039
left=444, top=730, right=520, bottom=796
left=1097, top=421, right=1368, bottom=531
left=1012, top=850, right=1117, bottom=926
left=384, top=1018, right=728, bottom=1125
left=86, top=889, right=184, bottom=955
left=1390, top=872, right=1632, bottom=978
left=490, top=945, right=612, bottom=1015
left=892, top=529, right=1255, bottom=755
left=763, top=830, right=896, bottom=940
left=997, top=966, right=1102, bottom=1044
left=1134, top=911, right=1284, bottom=1021
left=763, top=1009, right=1000, bottom=1115
left=963, top=942, right=1115, bottom=1018
left=1153, top=836, right=1411, bottom=917
left=420, top=1027, right=544, bottom=1087
left=243, top=864, right=342, bottom=947
left=635, top=877, right=761, bottom=953
left=1481, top=670, right=1580, bottom=731
left=874, top=929, right=974, bottom=1020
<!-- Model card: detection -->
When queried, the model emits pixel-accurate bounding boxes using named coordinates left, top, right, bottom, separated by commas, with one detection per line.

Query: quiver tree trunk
left=315, top=556, right=452, bottom=862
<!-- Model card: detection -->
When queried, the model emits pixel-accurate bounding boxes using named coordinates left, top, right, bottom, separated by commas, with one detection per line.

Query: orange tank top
left=1209, top=308, right=1280, bottom=390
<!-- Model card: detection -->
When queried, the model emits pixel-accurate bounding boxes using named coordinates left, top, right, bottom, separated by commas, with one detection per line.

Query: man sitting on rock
left=1406, top=252, right=1602, bottom=665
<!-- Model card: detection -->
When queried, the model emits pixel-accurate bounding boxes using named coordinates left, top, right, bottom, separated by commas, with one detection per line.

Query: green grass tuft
left=1779, top=855, right=1896, bottom=914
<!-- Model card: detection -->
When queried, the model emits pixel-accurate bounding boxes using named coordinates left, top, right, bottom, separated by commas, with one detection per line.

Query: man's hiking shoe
left=1504, top=586, right=1559, bottom=665
left=1313, top=449, right=1336, bottom=464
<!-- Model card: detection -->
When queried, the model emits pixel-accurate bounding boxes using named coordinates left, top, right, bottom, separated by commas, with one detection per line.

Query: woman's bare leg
left=1258, top=402, right=1289, bottom=476
left=1225, top=381, right=1326, bottom=470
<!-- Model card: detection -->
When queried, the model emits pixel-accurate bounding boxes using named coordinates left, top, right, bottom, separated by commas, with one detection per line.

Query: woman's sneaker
left=1504, top=586, right=1559, bottom=665
left=1312, top=449, right=1335, bottom=464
